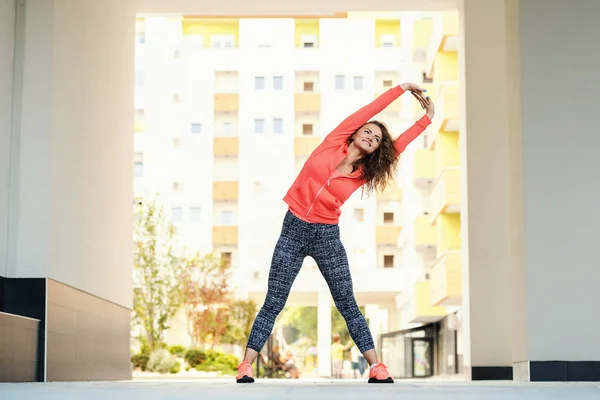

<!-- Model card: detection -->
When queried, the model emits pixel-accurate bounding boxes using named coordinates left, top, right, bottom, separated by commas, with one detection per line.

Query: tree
left=221, top=299, right=258, bottom=345
left=180, top=253, right=232, bottom=348
left=132, top=197, right=183, bottom=350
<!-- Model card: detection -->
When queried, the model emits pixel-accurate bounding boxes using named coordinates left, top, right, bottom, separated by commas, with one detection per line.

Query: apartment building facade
left=133, top=13, right=437, bottom=375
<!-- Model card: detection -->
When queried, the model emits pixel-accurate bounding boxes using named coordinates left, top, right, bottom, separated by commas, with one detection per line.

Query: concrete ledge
left=514, top=361, right=600, bottom=382
left=469, top=366, right=513, bottom=381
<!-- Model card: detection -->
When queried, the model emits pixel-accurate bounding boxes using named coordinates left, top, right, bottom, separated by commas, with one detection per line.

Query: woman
left=236, top=83, right=435, bottom=384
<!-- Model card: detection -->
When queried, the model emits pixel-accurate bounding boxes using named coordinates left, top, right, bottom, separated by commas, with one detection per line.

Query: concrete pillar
left=512, top=0, right=600, bottom=381
left=458, top=0, right=518, bottom=380
left=317, top=290, right=332, bottom=377
left=3, top=0, right=135, bottom=381
left=461, top=0, right=600, bottom=381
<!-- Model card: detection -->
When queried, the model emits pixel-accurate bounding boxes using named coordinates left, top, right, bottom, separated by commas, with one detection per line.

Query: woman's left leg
left=311, top=224, right=394, bottom=383
left=309, top=226, right=375, bottom=356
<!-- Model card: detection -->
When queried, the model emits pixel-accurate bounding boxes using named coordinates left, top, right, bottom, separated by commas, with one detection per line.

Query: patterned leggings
left=246, top=211, right=375, bottom=353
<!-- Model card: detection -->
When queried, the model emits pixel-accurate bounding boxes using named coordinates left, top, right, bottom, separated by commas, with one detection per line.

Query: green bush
left=169, top=345, right=186, bottom=356
left=131, top=354, right=149, bottom=371
left=170, top=360, right=181, bottom=374
left=147, top=349, right=178, bottom=374
left=194, top=362, right=236, bottom=375
left=184, top=349, right=207, bottom=368
left=215, top=353, right=239, bottom=370
left=139, top=343, right=151, bottom=357
left=191, top=350, right=239, bottom=375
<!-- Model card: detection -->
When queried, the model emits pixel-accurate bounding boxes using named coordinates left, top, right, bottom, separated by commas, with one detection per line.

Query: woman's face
left=352, top=123, right=383, bottom=154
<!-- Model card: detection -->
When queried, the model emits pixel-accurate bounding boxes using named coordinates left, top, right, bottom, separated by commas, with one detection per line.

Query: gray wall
left=7, top=0, right=135, bottom=309
left=520, top=0, right=600, bottom=361
left=0, top=0, right=16, bottom=278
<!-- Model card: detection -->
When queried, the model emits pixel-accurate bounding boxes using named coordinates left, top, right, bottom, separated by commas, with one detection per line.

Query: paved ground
left=1, top=379, right=599, bottom=400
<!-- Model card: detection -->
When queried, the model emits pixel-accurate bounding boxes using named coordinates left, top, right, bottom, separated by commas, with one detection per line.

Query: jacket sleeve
left=324, top=85, right=405, bottom=144
left=393, top=115, right=432, bottom=156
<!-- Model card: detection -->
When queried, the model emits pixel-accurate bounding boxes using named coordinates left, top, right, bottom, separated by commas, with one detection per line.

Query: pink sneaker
left=368, top=362, right=394, bottom=383
left=236, top=361, right=255, bottom=383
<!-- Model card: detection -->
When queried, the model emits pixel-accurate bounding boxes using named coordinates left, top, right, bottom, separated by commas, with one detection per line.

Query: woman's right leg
left=243, top=224, right=307, bottom=364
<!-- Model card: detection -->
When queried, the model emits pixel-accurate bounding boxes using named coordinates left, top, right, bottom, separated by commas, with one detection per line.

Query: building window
left=354, top=208, right=365, bottom=222
left=190, top=207, right=201, bottom=223
left=211, top=35, right=235, bottom=48
left=383, top=79, right=393, bottom=88
left=383, top=212, right=394, bottom=224
left=273, top=76, right=283, bottom=90
left=134, top=152, right=143, bottom=177
left=384, top=255, right=395, bottom=268
left=172, top=207, right=183, bottom=223
left=273, top=118, right=283, bottom=134
left=302, top=124, right=313, bottom=136
left=255, top=76, right=265, bottom=90
left=335, top=75, right=345, bottom=90
left=220, top=211, right=233, bottom=225
left=221, top=252, right=232, bottom=267
left=301, top=35, right=317, bottom=48
left=254, top=119, right=265, bottom=134
left=190, top=123, right=202, bottom=134
left=381, top=34, right=396, bottom=48
left=303, top=81, right=314, bottom=92
left=353, top=76, right=364, bottom=90
left=223, top=121, right=233, bottom=136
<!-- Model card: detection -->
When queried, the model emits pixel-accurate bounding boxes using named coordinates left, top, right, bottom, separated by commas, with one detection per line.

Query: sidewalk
left=1, top=379, right=599, bottom=400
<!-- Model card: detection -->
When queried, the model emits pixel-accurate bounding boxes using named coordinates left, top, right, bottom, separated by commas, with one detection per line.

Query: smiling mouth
left=362, top=139, right=372, bottom=147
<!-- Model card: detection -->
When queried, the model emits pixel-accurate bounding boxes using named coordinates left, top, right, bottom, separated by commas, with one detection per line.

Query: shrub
left=169, top=345, right=186, bottom=356
left=194, top=362, right=236, bottom=375
left=192, top=350, right=239, bottom=375
left=215, top=353, right=239, bottom=370
left=184, top=349, right=207, bottom=368
left=147, top=349, right=178, bottom=374
left=131, top=354, right=149, bottom=371
left=170, top=360, right=181, bottom=374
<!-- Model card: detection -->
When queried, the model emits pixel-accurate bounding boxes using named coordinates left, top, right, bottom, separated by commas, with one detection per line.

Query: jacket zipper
left=304, top=166, right=362, bottom=218
left=306, top=179, right=331, bottom=218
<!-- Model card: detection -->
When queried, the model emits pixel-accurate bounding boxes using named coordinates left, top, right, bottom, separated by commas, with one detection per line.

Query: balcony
left=438, top=83, right=459, bottom=132
left=434, top=131, right=460, bottom=175
left=427, top=83, right=460, bottom=148
left=376, top=186, right=403, bottom=202
left=413, top=149, right=436, bottom=189
left=409, top=280, right=446, bottom=323
left=412, top=18, right=434, bottom=60
left=213, top=181, right=238, bottom=201
left=213, top=137, right=238, bottom=157
left=430, top=168, right=460, bottom=221
left=214, top=93, right=239, bottom=112
left=430, top=251, right=462, bottom=307
left=294, top=136, right=321, bottom=156
left=212, top=226, right=238, bottom=246
left=425, top=12, right=459, bottom=79
left=413, top=216, right=436, bottom=252
left=294, top=93, right=321, bottom=113
left=376, top=225, right=402, bottom=246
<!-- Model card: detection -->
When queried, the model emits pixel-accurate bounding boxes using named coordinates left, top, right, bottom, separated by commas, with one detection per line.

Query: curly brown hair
left=346, top=121, right=398, bottom=194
